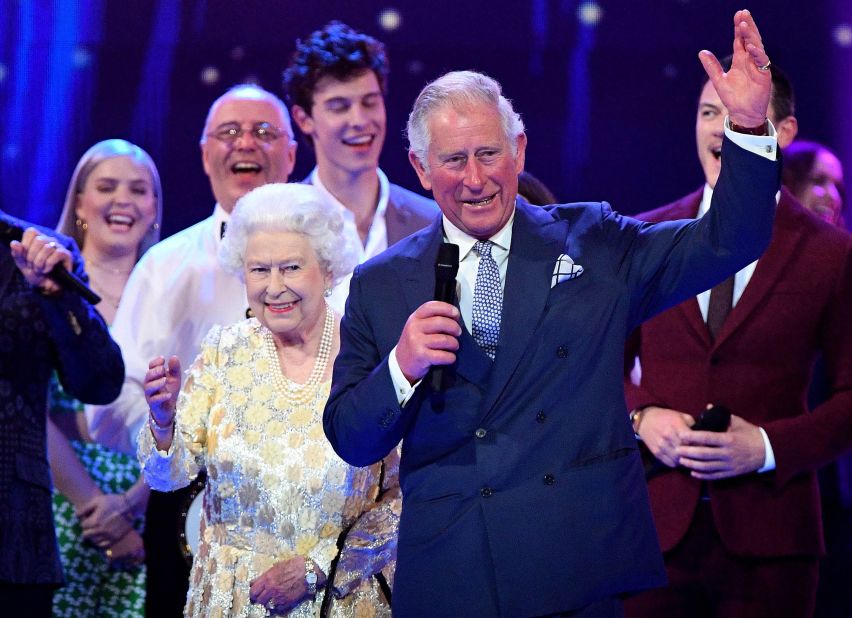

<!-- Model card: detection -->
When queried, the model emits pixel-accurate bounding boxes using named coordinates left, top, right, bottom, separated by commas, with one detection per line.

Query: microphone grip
left=0, top=219, right=102, bottom=304
left=47, top=263, right=102, bottom=305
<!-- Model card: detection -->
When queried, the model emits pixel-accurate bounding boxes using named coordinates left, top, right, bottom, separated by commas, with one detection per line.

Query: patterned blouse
left=138, top=319, right=399, bottom=618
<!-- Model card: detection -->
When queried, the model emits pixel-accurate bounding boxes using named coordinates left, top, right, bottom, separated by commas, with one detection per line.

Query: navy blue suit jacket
left=0, top=212, right=124, bottom=586
left=323, top=139, right=779, bottom=616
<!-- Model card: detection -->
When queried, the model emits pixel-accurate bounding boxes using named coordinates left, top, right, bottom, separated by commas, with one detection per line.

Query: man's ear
left=291, top=105, right=314, bottom=136
left=408, top=150, right=432, bottom=191
left=774, top=115, right=798, bottom=149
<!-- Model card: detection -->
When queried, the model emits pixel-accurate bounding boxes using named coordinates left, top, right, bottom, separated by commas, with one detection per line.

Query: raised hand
left=698, top=9, right=772, bottom=128
left=9, top=227, right=73, bottom=294
left=143, top=355, right=182, bottom=430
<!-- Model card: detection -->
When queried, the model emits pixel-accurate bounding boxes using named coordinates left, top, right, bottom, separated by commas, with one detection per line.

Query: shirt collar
left=309, top=167, right=390, bottom=223
left=441, top=210, right=515, bottom=260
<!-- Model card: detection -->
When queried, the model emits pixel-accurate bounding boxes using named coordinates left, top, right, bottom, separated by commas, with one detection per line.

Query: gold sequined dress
left=138, top=319, right=399, bottom=618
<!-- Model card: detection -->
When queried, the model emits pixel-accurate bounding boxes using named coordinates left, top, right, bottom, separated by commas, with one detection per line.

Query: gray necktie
left=471, top=241, right=502, bottom=359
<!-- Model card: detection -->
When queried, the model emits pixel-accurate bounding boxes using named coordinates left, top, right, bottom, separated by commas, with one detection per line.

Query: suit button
left=474, top=428, right=487, bottom=439
left=710, top=355, right=720, bottom=366
left=536, top=411, right=547, bottom=423
left=480, top=487, right=493, bottom=498
left=543, top=473, right=555, bottom=485
left=557, top=346, right=568, bottom=358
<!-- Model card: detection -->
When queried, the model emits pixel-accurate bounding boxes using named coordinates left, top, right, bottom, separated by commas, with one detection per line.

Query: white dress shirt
left=310, top=167, right=390, bottom=313
left=85, top=204, right=249, bottom=455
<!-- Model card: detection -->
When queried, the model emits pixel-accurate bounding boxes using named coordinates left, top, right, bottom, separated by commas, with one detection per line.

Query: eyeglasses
left=207, top=122, right=288, bottom=145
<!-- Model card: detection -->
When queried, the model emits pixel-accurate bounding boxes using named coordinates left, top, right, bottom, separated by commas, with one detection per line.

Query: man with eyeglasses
left=85, top=84, right=297, bottom=616
left=283, top=22, right=438, bottom=310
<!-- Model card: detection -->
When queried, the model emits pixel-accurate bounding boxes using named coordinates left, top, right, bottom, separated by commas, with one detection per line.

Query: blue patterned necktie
left=472, top=240, right=502, bottom=359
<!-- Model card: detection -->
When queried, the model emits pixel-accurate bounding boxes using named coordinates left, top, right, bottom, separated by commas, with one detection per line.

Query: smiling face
left=201, top=95, right=296, bottom=212
left=409, top=101, right=526, bottom=240
left=74, top=155, right=157, bottom=257
left=292, top=70, right=386, bottom=179
left=244, top=230, right=331, bottom=345
left=795, top=149, right=845, bottom=225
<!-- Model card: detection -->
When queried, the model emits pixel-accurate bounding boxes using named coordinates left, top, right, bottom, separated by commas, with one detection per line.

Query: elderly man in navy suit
left=325, top=11, right=780, bottom=617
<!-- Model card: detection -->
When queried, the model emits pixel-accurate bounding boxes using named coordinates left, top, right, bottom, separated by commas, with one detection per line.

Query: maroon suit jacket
left=625, top=187, right=852, bottom=558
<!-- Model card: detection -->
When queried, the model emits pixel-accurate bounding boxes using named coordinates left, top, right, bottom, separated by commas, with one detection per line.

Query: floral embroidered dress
left=138, top=319, right=399, bottom=618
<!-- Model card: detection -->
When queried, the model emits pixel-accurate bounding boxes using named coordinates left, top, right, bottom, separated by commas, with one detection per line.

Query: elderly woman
left=138, top=183, right=399, bottom=617
left=782, top=140, right=846, bottom=226
left=49, top=138, right=162, bottom=617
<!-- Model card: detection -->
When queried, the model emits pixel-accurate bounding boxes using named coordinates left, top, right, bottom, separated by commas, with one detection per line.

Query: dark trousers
left=625, top=501, right=819, bottom=618
left=0, top=582, right=54, bottom=617
left=143, top=487, right=194, bottom=617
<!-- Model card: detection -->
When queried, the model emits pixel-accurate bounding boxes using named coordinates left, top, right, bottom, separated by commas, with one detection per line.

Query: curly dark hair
left=283, top=21, right=389, bottom=115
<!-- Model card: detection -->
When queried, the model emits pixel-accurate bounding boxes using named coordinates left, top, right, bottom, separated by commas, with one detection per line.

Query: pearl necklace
left=265, top=303, right=334, bottom=403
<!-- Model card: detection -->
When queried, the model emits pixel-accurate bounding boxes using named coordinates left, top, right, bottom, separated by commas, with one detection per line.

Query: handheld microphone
left=429, top=243, right=459, bottom=393
left=0, top=220, right=102, bottom=305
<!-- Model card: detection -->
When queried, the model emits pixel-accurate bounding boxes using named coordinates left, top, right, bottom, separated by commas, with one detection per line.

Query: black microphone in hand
left=0, top=220, right=102, bottom=305
left=429, top=243, right=460, bottom=393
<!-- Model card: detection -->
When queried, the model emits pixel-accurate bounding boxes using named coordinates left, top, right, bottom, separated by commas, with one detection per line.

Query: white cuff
left=388, top=347, right=420, bottom=406
left=724, top=117, right=778, bottom=161
left=757, top=426, right=776, bottom=472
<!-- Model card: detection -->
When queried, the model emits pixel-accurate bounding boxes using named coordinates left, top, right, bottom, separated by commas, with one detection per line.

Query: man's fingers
left=698, top=50, right=723, bottom=85
left=414, top=300, right=460, bottom=320
left=418, top=316, right=463, bottom=337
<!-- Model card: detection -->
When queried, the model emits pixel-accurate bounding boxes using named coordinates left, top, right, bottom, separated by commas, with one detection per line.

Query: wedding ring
left=105, top=548, right=113, bottom=558
left=266, top=600, right=276, bottom=611
left=758, top=60, right=771, bottom=72
left=47, top=241, right=57, bottom=249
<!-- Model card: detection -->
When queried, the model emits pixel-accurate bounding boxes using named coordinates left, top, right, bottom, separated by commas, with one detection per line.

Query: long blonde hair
left=56, top=139, right=163, bottom=260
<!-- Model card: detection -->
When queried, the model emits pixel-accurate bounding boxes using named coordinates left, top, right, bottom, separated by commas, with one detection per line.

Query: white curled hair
left=406, top=70, right=525, bottom=170
left=218, top=183, right=359, bottom=286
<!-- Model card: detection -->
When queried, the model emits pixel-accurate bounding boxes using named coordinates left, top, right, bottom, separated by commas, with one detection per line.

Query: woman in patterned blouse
left=139, top=183, right=400, bottom=617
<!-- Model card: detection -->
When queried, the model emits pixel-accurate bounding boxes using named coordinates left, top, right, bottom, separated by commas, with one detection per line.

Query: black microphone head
left=0, top=219, right=24, bottom=244
left=435, top=243, right=459, bottom=282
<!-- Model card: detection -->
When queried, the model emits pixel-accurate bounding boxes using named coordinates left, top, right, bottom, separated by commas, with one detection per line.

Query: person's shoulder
left=634, top=188, right=704, bottom=223
left=388, top=183, right=439, bottom=216
left=778, top=192, right=852, bottom=250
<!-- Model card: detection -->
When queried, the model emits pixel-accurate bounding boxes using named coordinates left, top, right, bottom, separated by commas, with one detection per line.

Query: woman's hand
left=77, top=493, right=133, bottom=546
left=143, top=355, right=181, bottom=429
left=250, top=557, right=327, bottom=614
left=104, top=528, right=145, bottom=571
left=9, top=228, right=73, bottom=294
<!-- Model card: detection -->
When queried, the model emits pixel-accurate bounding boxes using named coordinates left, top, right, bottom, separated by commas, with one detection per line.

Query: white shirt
left=86, top=205, right=249, bottom=455
left=311, top=168, right=391, bottom=313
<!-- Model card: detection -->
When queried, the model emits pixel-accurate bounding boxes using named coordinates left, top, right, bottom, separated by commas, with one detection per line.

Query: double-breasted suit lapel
left=389, top=201, right=570, bottom=405
left=482, top=200, right=568, bottom=418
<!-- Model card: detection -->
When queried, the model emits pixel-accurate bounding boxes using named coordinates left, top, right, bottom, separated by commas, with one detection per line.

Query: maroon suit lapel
left=712, top=190, right=805, bottom=346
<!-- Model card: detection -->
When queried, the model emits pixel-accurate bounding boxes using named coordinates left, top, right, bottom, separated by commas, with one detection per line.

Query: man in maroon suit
left=624, top=62, right=852, bottom=616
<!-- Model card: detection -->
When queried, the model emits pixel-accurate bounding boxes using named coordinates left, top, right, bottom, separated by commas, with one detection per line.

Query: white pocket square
left=551, top=254, right=584, bottom=288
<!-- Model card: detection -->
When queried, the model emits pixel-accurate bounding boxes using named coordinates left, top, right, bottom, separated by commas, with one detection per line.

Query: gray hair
left=200, top=84, right=294, bottom=144
left=218, top=183, right=359, bottom=286
left=56, top=139, right=163, bottom=261
left=406, top=70, right=525, bottom=168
